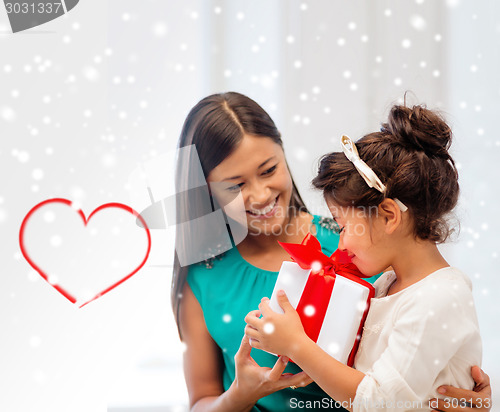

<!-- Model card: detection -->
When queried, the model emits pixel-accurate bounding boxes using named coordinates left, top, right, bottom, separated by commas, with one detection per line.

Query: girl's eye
left=332, top=219, right=344, bottom=234
left=262, top=165, right=277, bottom=175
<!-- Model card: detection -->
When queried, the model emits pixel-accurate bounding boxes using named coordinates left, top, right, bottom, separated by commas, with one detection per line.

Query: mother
left=170, top=92, right=490, bottom=411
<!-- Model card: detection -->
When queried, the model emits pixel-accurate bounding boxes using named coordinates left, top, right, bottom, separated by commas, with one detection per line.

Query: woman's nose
left=247, top=181, right=271, bottom=207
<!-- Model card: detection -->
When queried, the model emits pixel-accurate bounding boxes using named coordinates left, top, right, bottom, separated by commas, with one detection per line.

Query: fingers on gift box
left=269, top=234, right=375, bottom=366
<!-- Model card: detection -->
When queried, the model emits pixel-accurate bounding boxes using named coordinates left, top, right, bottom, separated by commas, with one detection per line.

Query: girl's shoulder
left=376, top=267, right=474, bottom=307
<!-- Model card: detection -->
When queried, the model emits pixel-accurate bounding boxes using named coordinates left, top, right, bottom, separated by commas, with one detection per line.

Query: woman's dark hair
left=312, top=103, right=459, bottom=243
left=171, top=92, right=307, bottom=334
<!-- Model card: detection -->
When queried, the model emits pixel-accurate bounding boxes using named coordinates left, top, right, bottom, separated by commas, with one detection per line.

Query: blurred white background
left=0, top=1, right=499, bottom=411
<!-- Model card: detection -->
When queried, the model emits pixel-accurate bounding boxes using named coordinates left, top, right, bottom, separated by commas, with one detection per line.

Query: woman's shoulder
left=188, top=248, right=235, bottom=277
left=312, top=215, right=341, bottom=232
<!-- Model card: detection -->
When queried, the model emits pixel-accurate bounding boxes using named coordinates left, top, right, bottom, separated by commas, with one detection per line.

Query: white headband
left=340, top=135, right=408, bottom=212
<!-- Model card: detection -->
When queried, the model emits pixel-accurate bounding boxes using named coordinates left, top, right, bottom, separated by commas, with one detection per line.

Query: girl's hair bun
left=382, top=105, right=452, bottom=160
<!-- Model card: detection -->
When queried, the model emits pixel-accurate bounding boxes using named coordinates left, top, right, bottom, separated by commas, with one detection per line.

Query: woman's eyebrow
left=222, top=156, right=277, bottom=181
left=258, top=156, right=277, bottom=168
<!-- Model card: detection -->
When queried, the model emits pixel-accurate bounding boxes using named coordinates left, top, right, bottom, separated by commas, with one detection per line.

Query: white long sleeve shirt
left=353, top=267, right=482, bottom=411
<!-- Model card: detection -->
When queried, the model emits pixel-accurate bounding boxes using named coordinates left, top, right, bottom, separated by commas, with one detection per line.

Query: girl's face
left=207, top=134, right=294, bottom=236
left=326, top=201, right=391, bottom=277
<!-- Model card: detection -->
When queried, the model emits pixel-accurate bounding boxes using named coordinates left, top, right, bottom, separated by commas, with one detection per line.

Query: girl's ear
left=378, top=199, right=402, bottom=235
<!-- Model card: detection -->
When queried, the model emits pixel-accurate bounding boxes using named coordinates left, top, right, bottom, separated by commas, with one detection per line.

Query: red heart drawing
left=19, top=198, right=151, bottom=308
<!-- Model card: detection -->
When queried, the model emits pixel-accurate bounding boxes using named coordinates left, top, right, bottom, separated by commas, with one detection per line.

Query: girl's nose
left=337, top=233, right=346, bottom=251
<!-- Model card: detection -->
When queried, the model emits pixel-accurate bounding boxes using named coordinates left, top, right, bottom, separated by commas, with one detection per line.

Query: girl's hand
left=244, top=290, right=308, bottom=358
left=231, top=334, right=312, bottom=403
left=429, top=366, right=492, bottom=411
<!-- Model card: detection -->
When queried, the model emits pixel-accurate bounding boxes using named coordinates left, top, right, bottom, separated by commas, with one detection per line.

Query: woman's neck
left=239, top=211, right=312, bottom=253
left=388, top=240, right=450, bottom=295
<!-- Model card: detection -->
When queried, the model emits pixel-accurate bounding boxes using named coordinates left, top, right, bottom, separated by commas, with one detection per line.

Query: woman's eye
left=262, top=165, right=277, bottom=175
left=226, top=183, right=243, bottom=192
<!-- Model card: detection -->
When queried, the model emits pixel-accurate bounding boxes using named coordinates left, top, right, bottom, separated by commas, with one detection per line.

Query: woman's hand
left=244, top=290, right=308, bottom=358
left=230, top=334, right=312, bottom=403
left=429, top=366, right=492, bottom=411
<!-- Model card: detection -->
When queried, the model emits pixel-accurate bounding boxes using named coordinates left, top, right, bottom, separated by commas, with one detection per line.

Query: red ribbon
left=278, top=233, right=373, bottom=366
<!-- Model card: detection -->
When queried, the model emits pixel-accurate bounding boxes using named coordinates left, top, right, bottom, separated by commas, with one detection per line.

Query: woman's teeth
left=249, top=197, right=277, bottom=215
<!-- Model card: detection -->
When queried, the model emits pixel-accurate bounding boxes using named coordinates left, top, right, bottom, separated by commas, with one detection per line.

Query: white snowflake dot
left=50, top=235, right=62, bottom=247
left=303, top=305, right=316, bottom=317
left=263, top=322, right=275, bottom=334
left=311, top=261, right=322, bottom=272
left=1, top=107, right=16, bottom=122
left=43, top=211, right=55, bottom=223
left=153, top=23, right=167, bottom=37
left=327, top=342, right=340, bottom=355
left=32, top=169, right=44, bottom=180
left=48, top=274, right=58, bottom=285
left=30, top=336, right=41, bottom=348
left=410, top=15, right=427, bottom=31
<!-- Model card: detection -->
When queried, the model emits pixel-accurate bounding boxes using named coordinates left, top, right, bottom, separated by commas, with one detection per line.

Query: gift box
left=269, top=233, right=375, bottom=366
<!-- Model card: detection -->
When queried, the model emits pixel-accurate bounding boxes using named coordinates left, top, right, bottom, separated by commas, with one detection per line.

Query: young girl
left=244, top=104, right=486, bottom=411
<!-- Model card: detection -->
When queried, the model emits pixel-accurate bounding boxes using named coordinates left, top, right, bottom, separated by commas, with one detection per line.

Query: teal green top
left=187, top=215, right=381, bottom=411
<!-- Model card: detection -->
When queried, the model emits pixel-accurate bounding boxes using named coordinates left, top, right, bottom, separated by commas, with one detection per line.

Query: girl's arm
left=245, top=291, right=365, bottom=409
left=245, top=289, right=483, bottom=412
left=180, top=284, right=311, bottom=412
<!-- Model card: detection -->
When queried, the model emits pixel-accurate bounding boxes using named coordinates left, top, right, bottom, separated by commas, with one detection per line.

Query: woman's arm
left=180, top=284, right=311, bottom=411
left=430, top=366, right=492, bottom=412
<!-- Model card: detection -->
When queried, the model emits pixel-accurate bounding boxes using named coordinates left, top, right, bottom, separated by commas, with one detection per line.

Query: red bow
left=279, top=232, right=364, bottom=280
left=278, top=233, right=369, bottom=366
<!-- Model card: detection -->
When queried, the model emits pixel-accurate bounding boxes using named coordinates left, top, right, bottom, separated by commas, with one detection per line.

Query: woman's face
left=207, top=134, right=294, bottom=236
